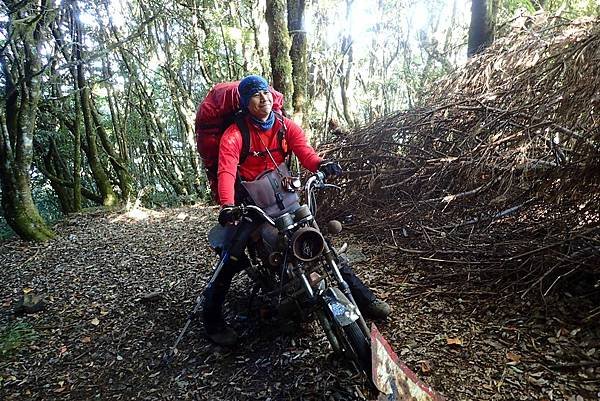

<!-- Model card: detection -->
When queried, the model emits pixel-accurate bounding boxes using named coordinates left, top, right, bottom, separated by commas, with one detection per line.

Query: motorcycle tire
left=341, top=321, right=372, bottom=379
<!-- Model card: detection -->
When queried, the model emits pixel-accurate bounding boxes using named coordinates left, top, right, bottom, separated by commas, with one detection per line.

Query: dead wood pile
left=321, top=14, right=600, bottom=293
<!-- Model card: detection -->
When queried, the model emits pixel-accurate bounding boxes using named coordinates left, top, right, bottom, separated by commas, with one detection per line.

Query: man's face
left=247, top=90, right=273, bottom=121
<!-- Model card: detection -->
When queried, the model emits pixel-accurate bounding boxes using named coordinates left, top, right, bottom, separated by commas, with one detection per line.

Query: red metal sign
left=371, top=324, right=445, bottom=401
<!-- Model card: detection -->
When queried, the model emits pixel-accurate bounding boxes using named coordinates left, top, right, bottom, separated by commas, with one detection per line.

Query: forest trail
left=1, top=206, right=598, bottom=401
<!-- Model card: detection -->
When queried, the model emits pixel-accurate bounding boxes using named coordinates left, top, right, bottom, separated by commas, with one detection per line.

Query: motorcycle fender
left=321, top=287, right=360, bottom=327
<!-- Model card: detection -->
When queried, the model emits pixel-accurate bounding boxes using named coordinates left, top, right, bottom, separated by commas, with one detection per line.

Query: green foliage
left=501, top=0, right=537, bottom=16
left=500, top=0, right=599, bottom=18
left=3, top=0, right=599, bottom=234
left=0, top=322, right=38, bottom=359
left=31, top=177, right=62, bottom=224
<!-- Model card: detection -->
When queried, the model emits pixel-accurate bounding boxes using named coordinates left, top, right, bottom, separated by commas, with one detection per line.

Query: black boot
left=202, top=286, right=238, bottom=346
left=359, top=299, right=392, bottom=320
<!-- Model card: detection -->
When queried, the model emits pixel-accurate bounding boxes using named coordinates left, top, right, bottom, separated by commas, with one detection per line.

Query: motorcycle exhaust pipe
left=291, top=227, right=325, bottom=262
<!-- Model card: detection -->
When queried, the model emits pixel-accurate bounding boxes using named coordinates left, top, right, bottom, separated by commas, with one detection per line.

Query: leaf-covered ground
left=1, top=206, right=598, bottom=400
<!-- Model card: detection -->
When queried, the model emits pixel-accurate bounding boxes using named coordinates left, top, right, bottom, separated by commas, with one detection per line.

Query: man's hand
left=218, top=205, right=238, bottom=226
left=318, top=160, right=343, bottom=178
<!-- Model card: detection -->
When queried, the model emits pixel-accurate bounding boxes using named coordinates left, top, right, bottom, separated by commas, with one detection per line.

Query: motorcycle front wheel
left=339, top=321, right=372, bottom=378
left=319, top=304, right=372, bottom=380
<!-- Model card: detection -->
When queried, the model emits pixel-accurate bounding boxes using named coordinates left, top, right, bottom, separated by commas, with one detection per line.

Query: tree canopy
left=1, top=0, right=598, bottom=240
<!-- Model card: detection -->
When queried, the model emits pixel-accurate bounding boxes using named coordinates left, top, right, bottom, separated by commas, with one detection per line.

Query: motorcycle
left=208, top=170, right=373, bottom=380
left=164, top=172, right=444, bottom=401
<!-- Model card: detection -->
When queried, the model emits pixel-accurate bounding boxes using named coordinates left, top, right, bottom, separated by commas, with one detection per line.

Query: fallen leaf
left=59, top=345, right=68, bottom=356
left=506, top=351, right=521, bottom=363
left=81, top=336, right=92, bottom=344
left=23, top=288, right=34, bottom=294
left=100, top=309, right=109, bottom=316
left=446, top=337, right=463, bottom=346
left=91, top=318, right=100, bottom=326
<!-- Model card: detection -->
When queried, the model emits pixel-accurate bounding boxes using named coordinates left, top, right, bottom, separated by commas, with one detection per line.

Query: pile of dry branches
left=322, top=14, right=600, bottom=294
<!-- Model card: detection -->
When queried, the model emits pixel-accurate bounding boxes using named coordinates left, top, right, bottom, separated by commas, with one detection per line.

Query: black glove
left=218, top=205, right=238, bottom=226
left=319, top=160, right=343, bottom=178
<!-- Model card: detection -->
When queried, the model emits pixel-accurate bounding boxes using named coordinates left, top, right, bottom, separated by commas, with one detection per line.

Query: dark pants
left=202, top=220, right=376, bottom=324
left=202, top=255, right=249, bottom=324
left=337, top=255, right=377, bottom=306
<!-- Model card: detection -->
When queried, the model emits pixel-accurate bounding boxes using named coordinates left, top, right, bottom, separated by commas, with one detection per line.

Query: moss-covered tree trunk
left=74, top=11, right=118, bottom=207
left=71, top=5, right=83, bottom=212
left=266, top=0, right=293, bottom=109
left=35, top=137, right=76, bottom=214
left=0, top=1, right=55, bottom=241
left=287, top=0, right=307, bottom=125
left=90, top=104, right=134, bottom=201
left=0, top=116, right=55, bottom=241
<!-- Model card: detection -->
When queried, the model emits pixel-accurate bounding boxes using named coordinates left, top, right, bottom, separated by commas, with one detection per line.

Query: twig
left=547, top=361, right=600, bottom=370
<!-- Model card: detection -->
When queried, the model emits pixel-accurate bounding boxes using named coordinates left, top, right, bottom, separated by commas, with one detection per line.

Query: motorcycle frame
left=239, top=172, right=370, bottom=338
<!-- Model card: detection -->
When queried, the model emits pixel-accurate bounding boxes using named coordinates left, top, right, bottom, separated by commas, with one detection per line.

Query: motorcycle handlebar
left=229, top=204, right=276, bottom=226
left=229, top=172, right=340, bottom=224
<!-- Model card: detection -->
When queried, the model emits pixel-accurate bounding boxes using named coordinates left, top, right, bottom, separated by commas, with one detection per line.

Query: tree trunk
left=338, top=0, right=354, bottom=127
left=250, top=6, right=271, bottom=78
left=71, top=7, right=82, bottom=211
left=1, top=117, right=55, bottom=241
left=468, top=0, right=497, bottom=57
left=339, top=37, right=354, bottom=127
left=74, top=11, right=118, bottom=207
left=287, top=0, right=307, bottom=125
left=266, top=0, right=293, bottom=108
left=72, top=80, right=82, bottom=211
left=36, top=137, right=76, bottom=214
left=0, top=1, right=55, bottom=241
left=90, top=102, right=134, bottom=201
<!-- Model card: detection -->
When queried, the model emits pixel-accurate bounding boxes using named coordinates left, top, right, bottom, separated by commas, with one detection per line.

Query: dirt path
left=1, top=206, right=598, bottom=400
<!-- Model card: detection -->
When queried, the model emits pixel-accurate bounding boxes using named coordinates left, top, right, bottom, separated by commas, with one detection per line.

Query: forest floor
left=0, top=205, right=598, bottom=401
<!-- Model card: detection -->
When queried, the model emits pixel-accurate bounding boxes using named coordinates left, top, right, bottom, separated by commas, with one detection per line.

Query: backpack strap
left=234, top=112, right=251, bottom=165
left=273, top=111, right=291, bottom=162
left=272, top=111, right=294, bottom=171
left=236, top=111, right=290, bottom=166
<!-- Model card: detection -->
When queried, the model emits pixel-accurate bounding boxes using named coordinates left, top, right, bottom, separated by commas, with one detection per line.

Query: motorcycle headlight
left=291, top=227, right=325, bottom=262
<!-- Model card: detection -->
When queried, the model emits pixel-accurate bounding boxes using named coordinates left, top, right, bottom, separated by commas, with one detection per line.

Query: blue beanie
left=238, top=75, right=269, bottom=109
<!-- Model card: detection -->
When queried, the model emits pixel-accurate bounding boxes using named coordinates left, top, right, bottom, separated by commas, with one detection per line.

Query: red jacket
left=217, top=115, right=322, bottom=205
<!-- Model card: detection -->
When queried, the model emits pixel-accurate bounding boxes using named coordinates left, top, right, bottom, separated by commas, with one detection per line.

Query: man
left=202, top=75, right=390, bottom=346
